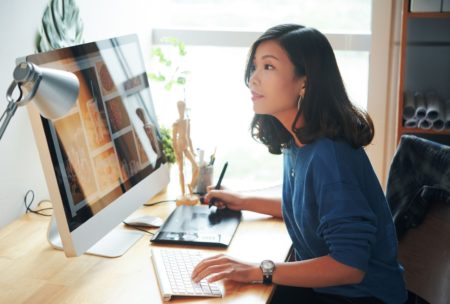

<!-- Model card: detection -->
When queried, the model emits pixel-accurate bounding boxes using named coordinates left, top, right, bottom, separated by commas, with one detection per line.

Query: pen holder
left=194, top=165, right=213, bottom=195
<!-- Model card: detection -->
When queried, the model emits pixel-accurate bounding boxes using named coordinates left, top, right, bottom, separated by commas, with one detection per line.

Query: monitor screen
left=25, top=34, right=170, bottom=257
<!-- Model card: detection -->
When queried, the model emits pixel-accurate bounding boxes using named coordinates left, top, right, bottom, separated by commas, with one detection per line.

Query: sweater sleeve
left=315, top=181, right=377, bottom=272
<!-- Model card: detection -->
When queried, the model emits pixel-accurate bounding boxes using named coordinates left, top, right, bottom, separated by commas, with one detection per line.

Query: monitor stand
left=47, top=216, right=144, bottom=258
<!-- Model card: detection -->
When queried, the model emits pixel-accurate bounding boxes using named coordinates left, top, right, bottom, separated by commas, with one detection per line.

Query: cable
left=24, top=190, right=153, bottom=234
left=24, top=190, right=53, bottom=216
left=143, top=199, right=176, bottom=207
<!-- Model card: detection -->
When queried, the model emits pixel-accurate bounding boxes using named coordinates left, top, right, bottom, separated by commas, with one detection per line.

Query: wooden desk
left=0, top=190, right=291, bottom=304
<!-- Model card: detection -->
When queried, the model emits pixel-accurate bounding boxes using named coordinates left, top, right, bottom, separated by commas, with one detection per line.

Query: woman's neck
left=273, top=110, right=304, bottom=147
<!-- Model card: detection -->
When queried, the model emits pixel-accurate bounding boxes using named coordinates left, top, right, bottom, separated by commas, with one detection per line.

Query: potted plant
left=160, top=126, right=176, bottom=165
left=148, top=37, right=189, bottom=167
left=148, top=37, right=189, bottom=93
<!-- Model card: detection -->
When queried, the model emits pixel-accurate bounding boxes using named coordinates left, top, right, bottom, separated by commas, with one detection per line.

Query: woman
left=191, top=24, right=407, bottom=304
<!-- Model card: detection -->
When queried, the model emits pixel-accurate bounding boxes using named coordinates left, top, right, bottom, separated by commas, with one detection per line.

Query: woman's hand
left=191, top=254, right=261, bottom=284
left=204, top=186, right=247, bottom=211
left=205, top=186, right=283, bottom=217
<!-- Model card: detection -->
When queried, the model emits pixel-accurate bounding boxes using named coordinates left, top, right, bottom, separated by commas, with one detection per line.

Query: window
left=148, top=0, right=372, bottom=189
left=147, top=0, right=371, bottom=33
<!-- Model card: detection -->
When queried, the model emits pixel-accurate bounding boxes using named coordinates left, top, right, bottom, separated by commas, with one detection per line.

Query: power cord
left=143, top=199, right=176, bottom=207
left=24, top=190, right=157, bottom=235
left=24, top=189, right=53, bottom=216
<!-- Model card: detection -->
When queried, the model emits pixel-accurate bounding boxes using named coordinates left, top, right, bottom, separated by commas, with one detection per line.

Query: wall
left=366, top=0, right=396, bottom=187
left=364, top=0, right=402, bottom=188
left=0, top=0, right=153, bottom=228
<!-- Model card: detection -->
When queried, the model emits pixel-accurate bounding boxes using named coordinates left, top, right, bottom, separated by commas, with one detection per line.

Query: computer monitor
left=24, top=34, right=170, bottom=257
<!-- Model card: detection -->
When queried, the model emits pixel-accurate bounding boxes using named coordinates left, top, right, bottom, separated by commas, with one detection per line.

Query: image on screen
left=27, top=36, right=167, bottom=231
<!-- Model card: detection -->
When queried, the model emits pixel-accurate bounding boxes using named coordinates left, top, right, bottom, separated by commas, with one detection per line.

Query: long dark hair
left=245, top=24, right=374, bottom=154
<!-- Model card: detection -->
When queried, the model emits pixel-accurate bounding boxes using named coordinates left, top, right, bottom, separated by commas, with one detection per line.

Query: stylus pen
left=209, top=162, right=228, bottom=208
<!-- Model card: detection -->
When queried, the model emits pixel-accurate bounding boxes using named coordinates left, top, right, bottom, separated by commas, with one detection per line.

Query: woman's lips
left=251, top=91, right=264, bottom=101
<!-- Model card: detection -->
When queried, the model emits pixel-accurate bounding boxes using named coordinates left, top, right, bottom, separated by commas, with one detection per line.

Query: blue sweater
left=282, top=138, right=407, bottom=304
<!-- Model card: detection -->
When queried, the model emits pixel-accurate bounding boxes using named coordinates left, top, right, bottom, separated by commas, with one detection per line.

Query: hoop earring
left=297, top=95, right=303, bottom=110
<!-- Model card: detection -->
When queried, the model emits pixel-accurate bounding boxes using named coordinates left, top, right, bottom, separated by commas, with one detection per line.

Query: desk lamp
left=0, top=62, right=79, bottom=140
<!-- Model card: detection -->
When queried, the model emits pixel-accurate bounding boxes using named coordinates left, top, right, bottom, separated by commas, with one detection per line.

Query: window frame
left=151, top=0, right=396, bottom=186
left=152, top=28, right=371, bottom=51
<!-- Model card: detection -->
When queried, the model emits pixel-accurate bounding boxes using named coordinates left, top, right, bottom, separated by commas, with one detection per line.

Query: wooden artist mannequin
left=136, top=107, right=161, bottom=162
left=172, top=100, right=199, bottom=205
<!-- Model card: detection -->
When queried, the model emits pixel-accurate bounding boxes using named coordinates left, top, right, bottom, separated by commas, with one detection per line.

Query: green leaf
left=152, top=48, right=164, bottom=62
left=148, top=72, right=165, bottom=82
left=178, top=42, right=186, bottom=56
left=160, top=37, right=186, bottom=56
left=164, top=59, right=172, bottom=67
left=164, top=80, right=175, bottom=91
left=151, top=47, right=162, bottom=57
left=176, top=77, right=186, bottom=85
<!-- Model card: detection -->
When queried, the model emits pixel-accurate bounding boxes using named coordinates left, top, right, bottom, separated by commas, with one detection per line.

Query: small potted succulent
left=159, top=126, right=176, bottom=165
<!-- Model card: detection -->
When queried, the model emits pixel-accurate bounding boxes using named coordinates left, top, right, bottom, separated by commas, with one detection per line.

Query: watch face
left=261, top=260, right=275, bottom=271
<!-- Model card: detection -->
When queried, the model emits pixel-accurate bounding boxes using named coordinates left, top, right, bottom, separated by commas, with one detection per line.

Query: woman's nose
left=250, top=70, right=259, bottom=86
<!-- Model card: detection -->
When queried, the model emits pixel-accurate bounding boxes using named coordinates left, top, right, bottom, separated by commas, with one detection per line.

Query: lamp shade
left=13, top=62, right=79, bottom=120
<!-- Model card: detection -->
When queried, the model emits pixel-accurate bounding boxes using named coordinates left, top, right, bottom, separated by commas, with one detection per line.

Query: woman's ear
left=298, top=76, right=307, bottom=96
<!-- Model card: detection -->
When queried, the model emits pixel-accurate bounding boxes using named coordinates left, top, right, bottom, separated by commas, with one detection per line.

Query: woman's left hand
left=191, top=254, right=261, bottom=284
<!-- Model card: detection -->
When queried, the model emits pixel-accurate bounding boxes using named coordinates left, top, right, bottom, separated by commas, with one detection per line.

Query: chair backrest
left=397, top=200, right=450, bottom=304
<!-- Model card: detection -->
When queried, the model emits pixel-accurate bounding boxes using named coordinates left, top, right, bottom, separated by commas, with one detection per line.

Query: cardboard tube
left=403, top=91, right=416, bottom=120
left=414, top=92, right=427, bottom=119
left=425, top=92, right=442, bottom=122
left=418, top=118, right=432, bottom=130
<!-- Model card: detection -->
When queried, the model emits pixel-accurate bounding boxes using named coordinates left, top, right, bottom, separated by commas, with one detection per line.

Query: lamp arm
left=0, top=100, right=19, bottom=141
left=0, top=80, right=24, bottom=141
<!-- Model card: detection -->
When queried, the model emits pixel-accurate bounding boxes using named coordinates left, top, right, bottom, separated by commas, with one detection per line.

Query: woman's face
left=249, top=40, right=305, bottom=118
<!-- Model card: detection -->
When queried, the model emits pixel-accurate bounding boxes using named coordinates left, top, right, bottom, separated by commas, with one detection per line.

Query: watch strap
left=262, top=273, right=272, bottom=284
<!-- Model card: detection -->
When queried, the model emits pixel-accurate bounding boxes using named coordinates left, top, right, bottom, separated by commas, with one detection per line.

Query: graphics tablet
left=151, top=205, right=241, bottom=247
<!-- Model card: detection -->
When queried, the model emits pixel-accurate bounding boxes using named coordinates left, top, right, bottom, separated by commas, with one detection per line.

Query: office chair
left=386, top=135, right=450, bottom=304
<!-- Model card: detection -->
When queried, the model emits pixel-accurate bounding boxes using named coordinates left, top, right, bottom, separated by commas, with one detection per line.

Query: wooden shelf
left=396, top=0, right=450, bottom=145
left=407, top=12, right=450, bottom=18
left=399, top=126, right=450, bottom=136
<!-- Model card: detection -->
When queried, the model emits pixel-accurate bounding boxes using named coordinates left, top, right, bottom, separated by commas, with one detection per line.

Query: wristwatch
left=260, top=260, right=276, bottom=285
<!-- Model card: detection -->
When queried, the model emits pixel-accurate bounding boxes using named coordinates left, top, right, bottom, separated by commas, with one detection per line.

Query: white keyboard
left=151, top=248, right=223, bottom=301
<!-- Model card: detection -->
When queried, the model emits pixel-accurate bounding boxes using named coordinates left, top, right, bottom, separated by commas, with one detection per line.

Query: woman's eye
left=264, top=64, right=274, bottom=70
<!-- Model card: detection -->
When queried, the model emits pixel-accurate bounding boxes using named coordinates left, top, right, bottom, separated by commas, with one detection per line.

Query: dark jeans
left=270, top=285, right=384, bottom=304
left=386, top=135, right=450, bottom=239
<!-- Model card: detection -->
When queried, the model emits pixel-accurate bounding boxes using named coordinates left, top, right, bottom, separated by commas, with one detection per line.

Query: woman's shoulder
left=307, top=138, right=370, bottom=186
left=309, top=137, right=364, bottom=164
left=310, top=137, right=361, bottom=151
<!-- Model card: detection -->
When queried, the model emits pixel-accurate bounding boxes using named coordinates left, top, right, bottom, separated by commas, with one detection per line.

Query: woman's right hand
left=204, top=186, right=247, bottom=211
